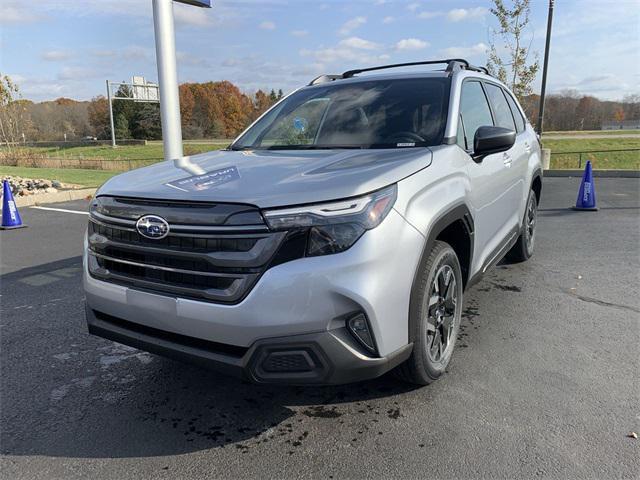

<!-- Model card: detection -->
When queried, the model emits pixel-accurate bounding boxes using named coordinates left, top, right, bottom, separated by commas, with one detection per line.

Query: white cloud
left=173, top=4, right=212, bottom=27
left=0, top=1, right=44, bottom=25
left=395, top=38, right=430, bottom=51
left=176, top=51, right=210, bottom=68
left=259, top=20, right=276, bottom=30
left=418, top=11, right=442, bottom=20
left=577, top=74, right=615, bottom=86
left=57, top=67, right=100, bottom=81
left=340, top=37, right=379, bottom=50
left=407, top=3, right=420, bottom=12
left=374, top=0, right=387, bottom=5
left=447, top=7, right=488, bottom=22
left=441, top=42, right=488, bottom=58
left=121, top=45, right=153, bottom=61
left=42, top=50, right=72, bottom=61
left=339, top=16, right=366, bottom=36
left=222, top=58, right=241, bottom=67
left=291, top=29, right=308, bottom=37
left=382, top=16, right=394, bottom=24
left=300, top=43, right=386, bottom=66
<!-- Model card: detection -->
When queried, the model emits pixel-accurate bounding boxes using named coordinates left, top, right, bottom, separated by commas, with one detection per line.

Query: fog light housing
left=347, top=313, right=377, bottom=354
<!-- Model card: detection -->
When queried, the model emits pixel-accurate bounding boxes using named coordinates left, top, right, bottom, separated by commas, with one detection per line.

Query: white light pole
left=106, top=80, right=116, bottom=148
left=152, top=0, right=211, bottom=163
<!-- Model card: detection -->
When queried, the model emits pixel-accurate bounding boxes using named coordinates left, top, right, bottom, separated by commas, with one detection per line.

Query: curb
left=14, top=188, right=96, bottom=207
left=544, top=169, right=640, bottom=178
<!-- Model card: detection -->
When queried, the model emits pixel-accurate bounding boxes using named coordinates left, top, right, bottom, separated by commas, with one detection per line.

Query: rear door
left=503, top=89, right=535, bottom=217
left=457, top=80, right=515, bottom=273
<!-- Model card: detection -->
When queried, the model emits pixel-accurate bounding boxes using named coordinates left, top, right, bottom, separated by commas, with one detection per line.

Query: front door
left=457, top=80, right=517, bottom=274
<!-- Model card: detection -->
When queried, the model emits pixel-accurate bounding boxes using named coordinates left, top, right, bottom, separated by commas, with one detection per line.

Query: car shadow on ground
left=4, top=355, right=422, bottom=459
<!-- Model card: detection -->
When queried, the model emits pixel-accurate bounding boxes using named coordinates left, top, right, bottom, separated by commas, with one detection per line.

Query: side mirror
left=473, top=126, right=516, bottom=162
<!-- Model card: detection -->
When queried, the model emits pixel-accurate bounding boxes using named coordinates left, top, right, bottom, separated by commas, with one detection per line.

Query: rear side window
left=504, top=91, right=526, bottom=133
left=485, top=83, right=516, bottom=131
left=459, top=81, right=494, bottom=151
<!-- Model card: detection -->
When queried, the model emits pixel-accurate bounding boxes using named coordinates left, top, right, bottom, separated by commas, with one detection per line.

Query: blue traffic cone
left=1, top=179, right=27, bottom=229
left=572, top=160, right=598, bottom=211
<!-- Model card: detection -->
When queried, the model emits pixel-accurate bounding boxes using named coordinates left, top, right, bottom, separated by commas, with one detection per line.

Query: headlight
left=263, top=184, right=397, bottom=256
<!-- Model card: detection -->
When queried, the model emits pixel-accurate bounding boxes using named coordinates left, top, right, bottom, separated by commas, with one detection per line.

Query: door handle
left=503, top=152, right=512, bottom=167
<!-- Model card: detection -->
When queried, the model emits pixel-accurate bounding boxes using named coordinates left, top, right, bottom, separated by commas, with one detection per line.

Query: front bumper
left=86, top=306, right=412, bottom=384
left=84, top=209, right=424, bottom=384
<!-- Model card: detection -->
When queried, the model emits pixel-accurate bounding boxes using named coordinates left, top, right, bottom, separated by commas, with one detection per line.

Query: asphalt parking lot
left=1, top=177, right=638, bottom=479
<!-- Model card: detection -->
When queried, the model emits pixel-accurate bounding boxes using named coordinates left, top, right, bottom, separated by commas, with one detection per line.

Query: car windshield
left=231, top=77, right=450, bottom=150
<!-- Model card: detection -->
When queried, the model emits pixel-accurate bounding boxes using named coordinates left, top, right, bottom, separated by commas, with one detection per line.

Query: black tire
left=395, top=240, right=463, bottom=385
left=507, top=188, right=538, bottom=263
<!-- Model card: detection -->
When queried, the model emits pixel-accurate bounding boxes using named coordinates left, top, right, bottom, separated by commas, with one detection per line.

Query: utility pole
left=106, top=80, right=116, bottom=148
left=536, top=0, right=554, bottom=135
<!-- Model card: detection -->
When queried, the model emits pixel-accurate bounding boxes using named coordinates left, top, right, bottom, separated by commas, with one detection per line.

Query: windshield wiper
left=264, top=144, right=365, bottom=150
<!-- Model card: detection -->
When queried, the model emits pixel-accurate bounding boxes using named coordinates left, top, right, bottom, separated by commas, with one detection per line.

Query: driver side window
left=458, top=81, right=494, bottom=153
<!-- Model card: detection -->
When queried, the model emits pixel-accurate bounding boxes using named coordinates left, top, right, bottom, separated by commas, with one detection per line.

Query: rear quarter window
left=503, top=90, right=526, bottom=133
left=485, top=83, right=516, bottom=131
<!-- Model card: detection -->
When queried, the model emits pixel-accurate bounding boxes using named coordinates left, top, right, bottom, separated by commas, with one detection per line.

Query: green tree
left=114, top=112, right=130, bottom=139
left=132, top=103, right=162, bottom=139
left=486, top=0, right=539, bottom=101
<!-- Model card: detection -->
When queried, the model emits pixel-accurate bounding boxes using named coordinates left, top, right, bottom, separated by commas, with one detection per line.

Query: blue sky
left=1, top=0, right=638, bottom=102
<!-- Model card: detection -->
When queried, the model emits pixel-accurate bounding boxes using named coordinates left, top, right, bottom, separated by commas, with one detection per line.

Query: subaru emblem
left=136, top=215, right=170, bottom=239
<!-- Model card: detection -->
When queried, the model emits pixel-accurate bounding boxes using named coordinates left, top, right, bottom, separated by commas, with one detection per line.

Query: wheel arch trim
left=407, top=203, right=474, bottom=343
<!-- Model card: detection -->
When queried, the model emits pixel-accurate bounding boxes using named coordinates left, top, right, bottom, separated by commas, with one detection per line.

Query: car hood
left=96, top=148, right=432, bottom=208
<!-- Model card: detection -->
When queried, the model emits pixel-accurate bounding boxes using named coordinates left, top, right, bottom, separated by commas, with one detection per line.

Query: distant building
left=601, top=119, right=640, bottom=130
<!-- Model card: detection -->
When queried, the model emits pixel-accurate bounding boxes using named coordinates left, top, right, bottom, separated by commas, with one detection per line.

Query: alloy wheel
left=524, top=194, right=537, bottom=252
left=426, top=264, right=458, bottom=363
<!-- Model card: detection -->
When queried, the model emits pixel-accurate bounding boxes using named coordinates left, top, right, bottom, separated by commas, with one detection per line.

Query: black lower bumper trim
left=86, top=305, right=413, bottom=385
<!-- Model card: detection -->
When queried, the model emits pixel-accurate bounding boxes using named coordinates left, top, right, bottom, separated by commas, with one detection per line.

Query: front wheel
left=395, top=241, right=463, bottom=385
left=507, top=188, right=538, bottom=263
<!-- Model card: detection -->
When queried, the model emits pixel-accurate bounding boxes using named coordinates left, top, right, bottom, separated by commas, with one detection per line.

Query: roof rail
left=308, top=59, right=491, bottom=86
left=308, top=74, right=344, bottom=86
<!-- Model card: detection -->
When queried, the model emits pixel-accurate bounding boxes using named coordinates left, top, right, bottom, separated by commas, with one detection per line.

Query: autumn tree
left=486, top=0, right=539, bottom=101
left=88, top=96, right=110, bottom=139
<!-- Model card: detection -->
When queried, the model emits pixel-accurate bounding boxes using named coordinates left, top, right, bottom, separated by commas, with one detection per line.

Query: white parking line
left=30, top=206, right=89, bottom=215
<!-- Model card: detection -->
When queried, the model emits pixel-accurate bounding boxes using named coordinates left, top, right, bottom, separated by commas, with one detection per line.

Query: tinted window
left=504, top=91, right=526, bottom=132
left=485, top=83, right=516, bottom=131
left=459, top=81, right=493, bottom=150
left=232, top=78, right=450, bottom=150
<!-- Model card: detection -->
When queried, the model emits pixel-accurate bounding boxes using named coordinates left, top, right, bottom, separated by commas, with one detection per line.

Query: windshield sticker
left=293, top=117, right=308, bottom=133
left=396, top=142, right=416, bottom=147
left=165, top=166, right=240, bottom=192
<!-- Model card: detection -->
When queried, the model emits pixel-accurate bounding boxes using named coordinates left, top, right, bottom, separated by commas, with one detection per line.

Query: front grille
left=87, top=196, right=290, bottom=303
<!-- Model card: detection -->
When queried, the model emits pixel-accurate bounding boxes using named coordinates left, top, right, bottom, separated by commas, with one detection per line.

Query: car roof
left=302, top=69, right=502, bottom=91
left=304, top=70, right=449, bottom=88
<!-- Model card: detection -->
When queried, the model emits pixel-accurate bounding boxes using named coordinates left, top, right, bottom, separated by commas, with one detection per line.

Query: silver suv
left=84, top=59, right=542, bottom=385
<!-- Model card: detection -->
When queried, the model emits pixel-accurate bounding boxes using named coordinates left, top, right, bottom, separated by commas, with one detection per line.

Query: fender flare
left=407, top=204, right=474, bottom=343
left=531, top=168, right=543, bottom=202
